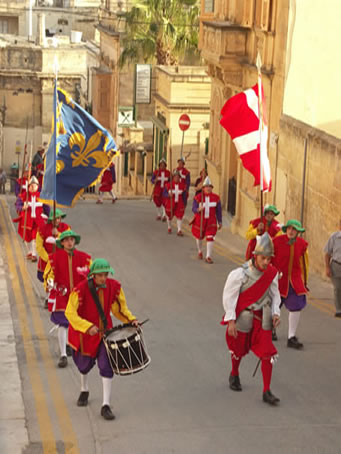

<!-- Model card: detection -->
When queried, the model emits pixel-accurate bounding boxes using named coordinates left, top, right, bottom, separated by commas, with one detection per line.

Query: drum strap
left=88, top=279, right=107, bottom=332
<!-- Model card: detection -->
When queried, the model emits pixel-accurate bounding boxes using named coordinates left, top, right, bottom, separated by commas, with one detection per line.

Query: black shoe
left=101, top=405, right=115, bottom=421
left=66, top=345, right=73, bottom=357
left=287, top=336, right=303, bottom=349
left=58, top=356, right=68, bottom=368
left=77, top=391, right=89, bottom=407
left=229, top=374, right=242, bottom=391
left=335, top=313, right=341, bottom=318
left=263, top=390, right=280, bottom=406
left=272, top=328, right=278, bottom=341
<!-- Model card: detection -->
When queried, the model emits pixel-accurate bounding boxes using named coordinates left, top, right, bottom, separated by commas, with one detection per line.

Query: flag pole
left=23, top=141, right=33, bottom=244
left=256, top=52, right=264, bottom=220
left=19, top=117, right=29, bottom=197
left=52, top=56, right=58, bottom=249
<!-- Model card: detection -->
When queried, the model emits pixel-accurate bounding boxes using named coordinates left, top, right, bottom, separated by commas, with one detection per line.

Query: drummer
left=65, top=258, right=139, bottom=421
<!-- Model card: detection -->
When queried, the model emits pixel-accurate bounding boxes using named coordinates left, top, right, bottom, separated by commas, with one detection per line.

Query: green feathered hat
left=282, top=219, right=305, bottom=233
left=88, top=258, right=114, bottom=277
left=56, top=230, right=81, bottom=248
left=263, top=204, right=280, bottom=216
left=48, top=208, right=66, bottom=223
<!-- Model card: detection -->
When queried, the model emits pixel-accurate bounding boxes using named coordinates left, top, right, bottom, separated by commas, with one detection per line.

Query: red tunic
left=48, top=248, right=91, bottom=312
left=272, top=234, right=308, bottom=297
left=68, top=278, right=121, bottom=357
left=225, top=313, right=277, bottom=360
left=14, top=191, right=44, bottom=242
left=245, top=217, right=281, bottom=260
left=152, top=169, right=170, bottom=207
left=177, top=166, right=190, bottom=188
left=164, top=181, right=186, bottom=220
left=37, top=222, right=70, bottom=274
left=224, top=265, right=279, bottom=360
left=99, top=168, right=114, bottom=192
left=191, top=192, right=221, bottom=240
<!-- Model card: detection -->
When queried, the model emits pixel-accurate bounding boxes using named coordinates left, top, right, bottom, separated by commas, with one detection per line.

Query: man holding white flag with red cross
left=220, top=53, right=271, bottom=198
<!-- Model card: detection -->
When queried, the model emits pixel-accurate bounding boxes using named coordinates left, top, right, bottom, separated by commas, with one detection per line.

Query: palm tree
left=119, top=0, right=200, bottom=66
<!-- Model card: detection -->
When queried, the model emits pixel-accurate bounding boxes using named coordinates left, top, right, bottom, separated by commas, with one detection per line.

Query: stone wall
left=277, top=115, right=341, bottom=275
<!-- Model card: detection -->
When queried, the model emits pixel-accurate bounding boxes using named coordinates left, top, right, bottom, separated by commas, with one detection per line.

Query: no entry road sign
left=178, top=114, right=191, bottom=131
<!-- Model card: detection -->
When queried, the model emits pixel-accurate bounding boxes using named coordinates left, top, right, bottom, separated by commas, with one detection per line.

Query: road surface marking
left=1, top=200, right=80, bottom=453
left=0, top=201, right=57, bottom=453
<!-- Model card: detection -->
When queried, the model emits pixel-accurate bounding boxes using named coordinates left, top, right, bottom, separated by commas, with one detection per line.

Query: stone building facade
left=0, top=33, right=98, bottom=170
left=276, top=0, right=341, bottom=275
left=199, top=0, right=290, bottom=232
left=152, top=66, right=211, bottom=178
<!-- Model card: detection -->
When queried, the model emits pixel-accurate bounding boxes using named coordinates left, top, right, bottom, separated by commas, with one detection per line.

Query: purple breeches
left=72, top=341, right=113, bottom=378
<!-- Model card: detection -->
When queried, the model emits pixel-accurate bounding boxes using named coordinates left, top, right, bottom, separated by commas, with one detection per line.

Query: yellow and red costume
left=36, top=221, right=70, bottom=281
left=66, top=278, right=136, bottom=357
left=245, top=217, right=281, bottom=260
left=44, top=248, right=91, bottom=317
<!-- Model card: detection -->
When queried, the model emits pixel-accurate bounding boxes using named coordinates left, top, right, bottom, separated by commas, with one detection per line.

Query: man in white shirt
left=221, top=233, right=281, bottom=406
left=324, top=219, right=341, bottom=317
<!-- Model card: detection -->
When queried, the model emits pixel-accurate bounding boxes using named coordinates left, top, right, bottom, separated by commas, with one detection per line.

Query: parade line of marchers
left=10, top=65, right=312, bottom=425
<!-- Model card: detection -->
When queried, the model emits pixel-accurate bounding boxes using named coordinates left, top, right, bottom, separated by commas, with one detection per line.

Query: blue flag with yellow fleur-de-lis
left=40, top=86, right=118, bottom=207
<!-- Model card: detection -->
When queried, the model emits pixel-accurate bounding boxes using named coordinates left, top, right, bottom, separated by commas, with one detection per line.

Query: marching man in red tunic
left=44, top=230, right=91, bottom=368
left=151, top=159, right=170, bottom=221
left=14, top=176, right=44, bottom=262
left=222, top=233, right=281, bottom=406
left=164, top=170, right=186, bottom=235
left=96, top=163, right=117, bottom=204
left=36, top=208, right=70, bottom=283
left=65, top=258, right=139, bottom=420
left=245, top=204, right=281, bottom=260
left=176, top=157, right=190, bottom=207
left=191, top=176, right=222, bottom=263
left=273, top=220, right=308, bottom=350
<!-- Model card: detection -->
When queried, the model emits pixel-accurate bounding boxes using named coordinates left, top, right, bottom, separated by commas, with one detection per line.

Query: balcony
left=200, top=20, right=247, bottom=68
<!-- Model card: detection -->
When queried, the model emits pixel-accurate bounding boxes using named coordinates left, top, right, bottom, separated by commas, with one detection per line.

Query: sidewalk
left=0, top=211, right=28, bottom=453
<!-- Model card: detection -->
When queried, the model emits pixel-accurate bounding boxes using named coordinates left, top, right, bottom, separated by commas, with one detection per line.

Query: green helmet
left=56, top=230, right=81, bottom=249
left=263, top=204, right=280, bottom=216
left=48, top=208, right=66, bottom=223
left=88, top=258, right=114, bottom=276
left=282, top=219, right=305, bottom=233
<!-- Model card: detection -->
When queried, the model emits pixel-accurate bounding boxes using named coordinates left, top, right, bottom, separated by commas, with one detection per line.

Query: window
left=204, top=0, right=214, bottom=13
left=255, top=0, right=275, bottom=32
left=0, top=20, right=8, bottom=34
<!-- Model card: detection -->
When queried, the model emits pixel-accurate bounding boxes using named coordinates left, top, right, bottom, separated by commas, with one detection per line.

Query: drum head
left=106, top=326, right=138, bottom=342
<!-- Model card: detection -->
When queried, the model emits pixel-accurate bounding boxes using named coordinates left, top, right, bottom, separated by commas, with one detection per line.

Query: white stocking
left=167, top=217, right=172, bottom=229
left=162, top=206, right=166, bottom=217
left=98, top=192, right=104, bottom=202
left=31, top=239, right=37, bottom=257
left=177, top=219, right=182, bottom=232
left=57, top=326, right=67, bottom=357
left=206, top=241, right=214, bottom=259
left=288, top=311, right=301, bottom=339
left=196, top=239, right=202, bottom=253
left=157, top=207, right=162, bottom=217
left=81, top=374, right=89, bottom=392
left=102, top=377, right=112, bottom=406
left=109, top=189, right=116, bottom=200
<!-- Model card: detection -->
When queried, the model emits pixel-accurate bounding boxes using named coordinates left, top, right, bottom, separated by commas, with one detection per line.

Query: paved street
left=1, top=195, right=341, bottom=454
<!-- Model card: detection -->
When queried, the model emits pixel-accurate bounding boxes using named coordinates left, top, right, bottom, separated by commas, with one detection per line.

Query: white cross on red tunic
left=203, top=196, right=217, bottom=219
left=171, top=184, right=183, bottom=203
left=28, top=196, right=43, bottom=218
left=157, top=171, right=168, bottom=188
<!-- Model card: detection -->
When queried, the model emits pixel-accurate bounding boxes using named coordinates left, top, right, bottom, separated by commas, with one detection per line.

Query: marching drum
left=104, top=324, right=151, bottom=376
